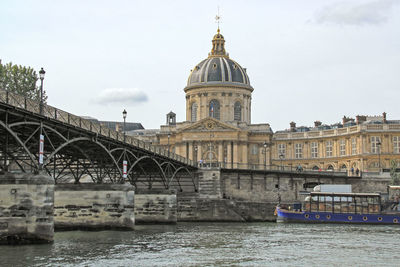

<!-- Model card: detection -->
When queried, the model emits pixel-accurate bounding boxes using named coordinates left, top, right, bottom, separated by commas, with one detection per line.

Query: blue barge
left=276, top=192, right=400, bottom=225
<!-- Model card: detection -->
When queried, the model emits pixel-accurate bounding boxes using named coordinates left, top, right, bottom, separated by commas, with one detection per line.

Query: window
left=251, top=144, right=258, bottom=155
left=278, top=144, right=286, bottom=158
left=371, top=136, right=381, bottom=154
left=295, top=143, right=303, bottom=159
left=191, top=103, right=197, bottom=122
left=326, top=141, right=333, bottom=157
left=351, top=138, right=357, bottom=155
left=394, top=136, right=400, bottom=154
left=209, top=99, right=220, bottom=120
left=311, top=142, right=318, bottom=158
left=340, top=139, right=346, bottom=156
left=234, top=101, right=241, bottom=121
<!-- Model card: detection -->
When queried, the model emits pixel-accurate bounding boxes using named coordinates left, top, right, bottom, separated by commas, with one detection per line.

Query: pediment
left=179, top=117, right=240, bottom=132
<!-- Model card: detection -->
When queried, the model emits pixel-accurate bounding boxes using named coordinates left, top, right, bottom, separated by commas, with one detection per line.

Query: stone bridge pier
left=54, top=184, right=135, bottom=230
left=0, top=172, right=54, bottom=245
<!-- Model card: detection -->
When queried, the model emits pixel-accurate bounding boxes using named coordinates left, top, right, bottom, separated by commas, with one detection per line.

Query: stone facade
left=54, top=184, right=135, bottom=230
left=272, top=118, right=400, bottom=174
left=0, top=173, right=54, bottom=245
left=134, top=190, right=177, bottom=224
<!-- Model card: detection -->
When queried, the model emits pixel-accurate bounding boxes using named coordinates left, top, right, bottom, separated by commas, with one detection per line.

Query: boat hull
left=276, top=207, right=400, bottom=225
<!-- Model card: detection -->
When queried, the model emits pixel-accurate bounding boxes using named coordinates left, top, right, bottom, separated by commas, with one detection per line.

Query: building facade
left=131, top=29, right=400, bottom=173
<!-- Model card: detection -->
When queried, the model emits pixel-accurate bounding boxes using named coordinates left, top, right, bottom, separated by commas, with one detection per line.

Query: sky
left=1, top=0, right=399, bottom=131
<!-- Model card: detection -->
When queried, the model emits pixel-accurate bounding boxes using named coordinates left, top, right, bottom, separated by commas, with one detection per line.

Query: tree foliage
left=390, top=160, right=400, bottom=185
left=0, top=62, right=47, bottom=102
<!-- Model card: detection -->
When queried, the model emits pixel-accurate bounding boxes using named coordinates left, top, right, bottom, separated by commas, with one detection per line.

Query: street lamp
left=122, top=109, right=127, bottom=142
left=279, top=154, right=284, bottom=171
left=167, top=133, right=171, bottom=156
left=263, top=141, right=267, bottom=170
left=377, top=141, right=382, bottom=172
left=39, top=68, right=45, bottom=115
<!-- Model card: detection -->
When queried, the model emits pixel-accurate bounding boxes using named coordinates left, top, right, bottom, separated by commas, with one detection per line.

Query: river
left=2, top=222, right=400, bottom=266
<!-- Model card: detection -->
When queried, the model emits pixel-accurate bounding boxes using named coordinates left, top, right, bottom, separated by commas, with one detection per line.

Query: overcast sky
left=1, top=0, right=399, bottom=131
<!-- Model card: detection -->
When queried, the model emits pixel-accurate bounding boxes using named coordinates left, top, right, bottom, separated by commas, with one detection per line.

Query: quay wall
left=176, top=170, right=391, bottom=223
left=134, top=190, right=177, bottom=224
left=0, top=173, right=54, bottom=245
left=54, top=183, right=135, bottom=230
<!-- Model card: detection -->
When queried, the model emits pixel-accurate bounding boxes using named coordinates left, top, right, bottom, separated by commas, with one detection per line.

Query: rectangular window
left=311, top=142, right=318, bottom=158
left=394, top=136, right=400, bottom=154
left=340, top=139, right=346, bottom=156
left=351, top=138, right=357, bottom=155
left=371, top=136, right=381, bottom=154
left=295, top=143, right=303, bottom=159
left=326, top=141, right=333, bottom=157
left=251, top=144, right=258, bottom=155
left=278, top=144, right=286, bottom=158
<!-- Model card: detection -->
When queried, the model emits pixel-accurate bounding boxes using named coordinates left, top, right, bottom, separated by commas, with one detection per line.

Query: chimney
left=383, top=112, right=387, bottom=123
left=290, top=121, right=296, bottom=132
left=356, top=115, right=367, bottom=125
left=314, top=121, right=322, bottom=127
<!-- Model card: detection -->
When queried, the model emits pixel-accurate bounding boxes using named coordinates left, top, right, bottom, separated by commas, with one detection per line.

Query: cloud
left=94, top=88, right=148, bottom=105
left=314, top=0, right=397, bottom=26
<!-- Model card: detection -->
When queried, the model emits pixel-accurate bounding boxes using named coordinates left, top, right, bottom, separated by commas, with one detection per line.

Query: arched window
left=209, top=99, right=220, bottom=120
left=327, top=165, right=334, bottom=171
left=234, top=101, right=241, bottom=121
left=191, top=103, right=198, bottom=122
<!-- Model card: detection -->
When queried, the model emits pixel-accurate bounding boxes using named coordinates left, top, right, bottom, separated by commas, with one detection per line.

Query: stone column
left=0, top=173, right=54, bottom=245
left=218, top=142, right=224, bottom=166
left=188, top=142, right=193, bottom=161
left=242, top=143, right=248, bottom=169
left=197, top=143, right=203, bottom=165
left=54, top=183, right=135, bottom=230
left=227, top=142, right=232, bottom=168
left=233, top=142, right=239, bottom=168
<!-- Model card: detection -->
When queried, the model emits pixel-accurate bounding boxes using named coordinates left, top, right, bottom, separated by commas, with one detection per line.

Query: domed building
left=131, top=28, right=400, bottom=174
left=153, top=29, right=273, bottom=168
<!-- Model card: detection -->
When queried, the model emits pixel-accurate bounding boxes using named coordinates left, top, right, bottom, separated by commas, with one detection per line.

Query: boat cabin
left=304, top=192, right=381, bottom=214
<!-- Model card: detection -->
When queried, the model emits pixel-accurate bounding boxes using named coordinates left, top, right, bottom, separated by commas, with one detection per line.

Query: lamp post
left=263, top=141, right=267, bottom=170
left=122, top=109, right=127, bottom=142
left=279, top=154, right=284, bottom=171
left=39, top=68, right=45, bottom=115
left=377, top=141, right=382, bottom=172
left=167, top=133, right=171, bottom=157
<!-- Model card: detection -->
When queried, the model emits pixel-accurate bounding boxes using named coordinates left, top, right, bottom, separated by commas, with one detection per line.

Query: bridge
left=0, top=89, right=198, bottom=192
left=0, top=89, right=352, bottom=192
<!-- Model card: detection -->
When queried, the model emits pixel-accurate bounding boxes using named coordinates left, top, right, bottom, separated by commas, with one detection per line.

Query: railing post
left=79, top=117, right=82, bottom=128
left=24, top=97, right=27, bottom=109
left=54, top=108, right=57, bottom=119
left=6, top=91, right=9, bottom=104
left=68, top=113, right=70, bottom=124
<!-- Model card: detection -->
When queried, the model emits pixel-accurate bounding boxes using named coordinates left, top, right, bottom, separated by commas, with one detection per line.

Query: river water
left=2, top=222, right=400, bottom=267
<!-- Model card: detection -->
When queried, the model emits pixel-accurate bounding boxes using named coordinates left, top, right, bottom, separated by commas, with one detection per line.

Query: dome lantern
left=209, top=29, right=228, bottom=58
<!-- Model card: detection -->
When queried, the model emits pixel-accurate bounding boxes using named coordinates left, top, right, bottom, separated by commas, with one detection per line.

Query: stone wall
left=54, top=183, right=134, bottom=230
left=0, top=173, right=54, bottom=245
left=177, top=193, right=277, bottom=222
left=221, top=172, right=391, bottom=204
left=134, top=190, right=177, bottom=224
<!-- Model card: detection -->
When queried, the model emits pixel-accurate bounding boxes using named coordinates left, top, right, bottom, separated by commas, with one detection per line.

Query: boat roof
left=310, top=192, right=380, bottom=197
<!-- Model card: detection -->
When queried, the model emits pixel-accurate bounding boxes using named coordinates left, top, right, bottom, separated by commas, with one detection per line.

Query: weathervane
left=215, top=6, right=221, bottom=31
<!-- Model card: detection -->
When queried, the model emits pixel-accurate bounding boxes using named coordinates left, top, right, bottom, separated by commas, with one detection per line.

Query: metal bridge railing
left=196, top=161, right=349, bottom=176
left=0, top=89, right=195, bottom=167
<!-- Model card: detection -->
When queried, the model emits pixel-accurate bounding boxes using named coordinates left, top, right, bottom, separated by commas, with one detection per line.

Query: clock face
left=205, top=122, right=214, bottom=130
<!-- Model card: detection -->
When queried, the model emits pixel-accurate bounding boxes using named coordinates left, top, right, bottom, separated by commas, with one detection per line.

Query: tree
left=390, top=159, right=400, bottom=185
left=0, top=61, right=47, bottom=102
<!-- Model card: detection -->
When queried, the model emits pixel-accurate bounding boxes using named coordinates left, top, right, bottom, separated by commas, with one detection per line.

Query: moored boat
left=276, top=192, right=400, bottom=225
